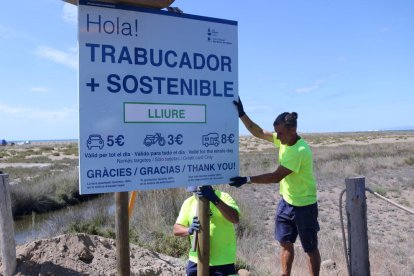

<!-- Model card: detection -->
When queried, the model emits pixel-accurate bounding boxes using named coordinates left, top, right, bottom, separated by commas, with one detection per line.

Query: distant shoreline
left=5, top=129, right=414, bottom=143
left=7, top=139, right=78, bottom=143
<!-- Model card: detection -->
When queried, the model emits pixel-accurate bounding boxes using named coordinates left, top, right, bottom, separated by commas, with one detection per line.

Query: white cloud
left=0, top=23, right=37, bottom=41
left=294, top=85, right=319, bottom=94
left=68, top=46, right=78, bottom=52
left=294, top=79, right=325, bottom=94
left=0, top=25, right=7, bottom=38
left=0, top=102, right=76, bottom=121
left=30, top=87, right=50, bottom=93
left=379, top=26, right=392, bottom=32
left=0, top=24, right=12, bottom=39
left=62, top=3, right=78, bottom=24
left=337, top=55, right=348, bottom=63
left=0, top=103, right=25, bottom=115
left=35, top=45, right=78, bottom=70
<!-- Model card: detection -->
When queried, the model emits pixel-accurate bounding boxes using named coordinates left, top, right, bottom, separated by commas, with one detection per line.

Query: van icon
left=202, top=133, right=220, bottom=147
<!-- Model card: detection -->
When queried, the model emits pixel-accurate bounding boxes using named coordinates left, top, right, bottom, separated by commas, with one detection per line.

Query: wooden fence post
left=115, top=192, right=130, bottom=276
left=197, top=196, right=210, bottom=275
left=0, top=172, right=17, bottom=276
left=345, top=176, right=370, bottom=276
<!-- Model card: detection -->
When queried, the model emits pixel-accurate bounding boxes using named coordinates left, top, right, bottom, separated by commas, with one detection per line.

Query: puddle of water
left=14, top=194, right=115, bottom=245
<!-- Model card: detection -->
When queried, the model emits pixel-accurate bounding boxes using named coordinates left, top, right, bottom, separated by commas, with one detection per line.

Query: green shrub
left=374, top=186, right=387, bottom=196
left=62, top=147, right=79, bottom=156
left=235, top=257, right=250, bottom=271
left=65, top=221, right=115, bottom=239
left=129, top=230, right=189, bottom=258
left=40, top=146, right=55, bottom=152
left=0, top=151, right=9, bottom=158
left=405, top=157, right=414, bottom=166
left=10, top=168, right=86, bottom=216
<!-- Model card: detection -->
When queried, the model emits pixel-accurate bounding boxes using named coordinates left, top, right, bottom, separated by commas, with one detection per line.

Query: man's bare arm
left=215, top=201, right=239, bottom=224
left=173, top=223, right=190, bottom=237
left=251, top=165, right=292, bottom=184
left=240, top=114, right=273, bottom=142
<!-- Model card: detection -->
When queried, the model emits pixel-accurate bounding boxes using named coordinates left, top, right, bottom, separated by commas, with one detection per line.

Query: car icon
left=87, top=134, right=104, bottom=150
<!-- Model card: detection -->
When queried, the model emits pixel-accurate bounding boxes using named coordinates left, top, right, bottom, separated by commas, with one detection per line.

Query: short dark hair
left=273, top=112, right=298, bottom=128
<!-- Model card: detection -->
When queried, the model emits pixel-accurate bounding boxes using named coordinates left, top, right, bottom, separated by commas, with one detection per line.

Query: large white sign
left=79, top=0, right=239, bottom=194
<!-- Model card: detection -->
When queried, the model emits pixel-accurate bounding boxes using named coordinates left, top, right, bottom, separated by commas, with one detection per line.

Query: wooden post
left=115, top=192, right=130, bottom=276
left=0, top=172, right=16, bottom=276
left=197, top=196, right=210, bottom=275
left=345, top=177, right=370, bottom=276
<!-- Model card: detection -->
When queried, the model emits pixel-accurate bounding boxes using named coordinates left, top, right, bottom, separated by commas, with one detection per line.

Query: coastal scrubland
left=1, top=131, right=414, bottom=275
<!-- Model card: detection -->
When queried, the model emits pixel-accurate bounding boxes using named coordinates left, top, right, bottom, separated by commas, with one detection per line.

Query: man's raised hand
left=233, top=97, right=246, bottom=117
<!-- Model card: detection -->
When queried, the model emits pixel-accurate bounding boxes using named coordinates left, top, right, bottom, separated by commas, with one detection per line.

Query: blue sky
left=1, top=0, right=413, bottom=140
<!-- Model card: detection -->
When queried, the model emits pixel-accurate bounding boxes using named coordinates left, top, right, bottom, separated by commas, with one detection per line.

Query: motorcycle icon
left=143, top=133, right=166, bottom=147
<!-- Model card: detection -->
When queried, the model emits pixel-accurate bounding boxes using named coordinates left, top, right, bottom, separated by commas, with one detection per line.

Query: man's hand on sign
left=233, top=97, right=246, bottom=117
left=166, top=7, right=183, bottom=13
left=188, top=216, right=200, bottom=235
left=229, top=176, right=248, bottom=188
left=196, top=185, right=220, bottom=205
left=64, top=0, right=175, bottom=9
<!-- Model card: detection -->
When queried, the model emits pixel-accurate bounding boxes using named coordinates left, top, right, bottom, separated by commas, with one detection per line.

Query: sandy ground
left=0, top=163, right=51, bottom=169
left=1, top=234, right=186, bottom=276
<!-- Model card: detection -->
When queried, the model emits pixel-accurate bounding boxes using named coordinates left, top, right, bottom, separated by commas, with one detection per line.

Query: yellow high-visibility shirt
left=273, top=133, right=317, bottom=206
left=176, top=190, right=239, bottom=266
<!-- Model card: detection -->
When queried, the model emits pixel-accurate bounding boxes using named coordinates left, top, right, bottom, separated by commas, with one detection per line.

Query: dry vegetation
left=0, top=142, right=91, bottom=216
left=238, top=132, right=414, bottom=275
left=1, top=131, right=414, bottom=275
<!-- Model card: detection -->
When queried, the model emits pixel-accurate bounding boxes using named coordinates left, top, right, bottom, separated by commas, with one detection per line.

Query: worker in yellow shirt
left=230, top=98, right=321, bottom=276
left=174, top=185, right=240, bottom=276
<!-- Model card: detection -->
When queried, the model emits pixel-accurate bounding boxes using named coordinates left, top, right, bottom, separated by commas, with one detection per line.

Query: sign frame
left=78, top=0, right=239, bottom=194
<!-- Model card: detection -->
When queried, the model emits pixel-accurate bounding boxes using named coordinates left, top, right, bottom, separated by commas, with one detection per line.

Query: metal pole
left=197, top=196, right=210, bottom=275
left=0, top=172, right=16, bottom=276
left=345, top=177, right=370, bottom=276
left=115, top=192, right=130, bottom=276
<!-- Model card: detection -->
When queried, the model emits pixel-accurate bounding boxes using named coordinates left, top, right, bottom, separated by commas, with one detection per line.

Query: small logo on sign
left=207, top=27, right=232, bottom=45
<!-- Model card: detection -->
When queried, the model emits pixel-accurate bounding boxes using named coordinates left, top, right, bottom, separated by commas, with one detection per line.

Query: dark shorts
left=187, top=261, right=236, bottom=276
left=275, top=198, right=320, bottom=253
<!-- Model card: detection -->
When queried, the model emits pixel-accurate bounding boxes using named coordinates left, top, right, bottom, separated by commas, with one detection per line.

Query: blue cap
left=186, top=186, right=199, bottom=193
